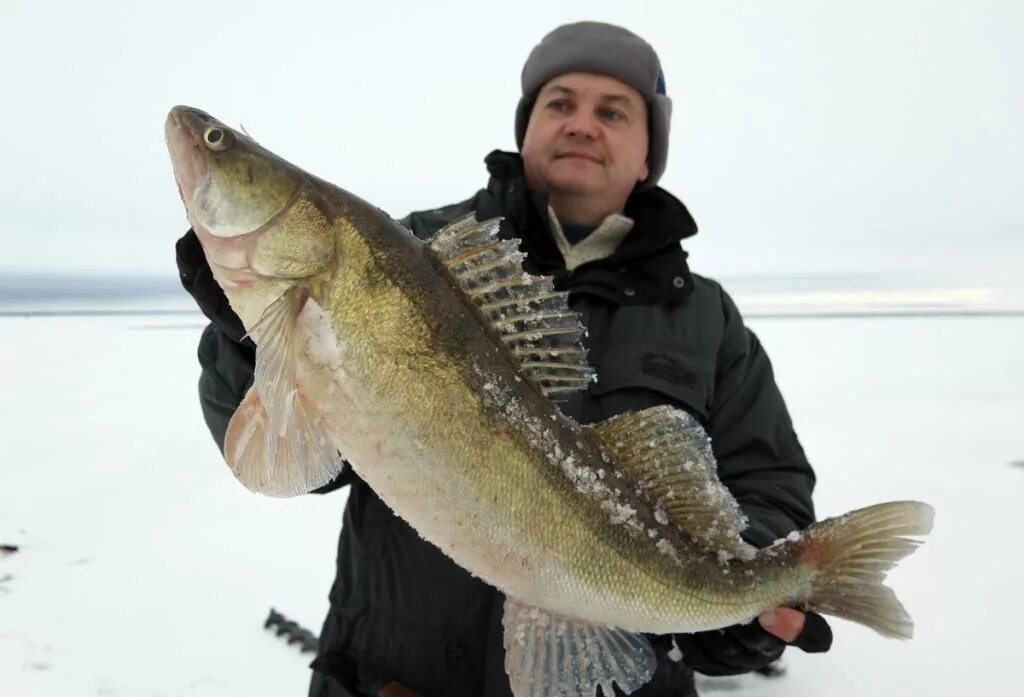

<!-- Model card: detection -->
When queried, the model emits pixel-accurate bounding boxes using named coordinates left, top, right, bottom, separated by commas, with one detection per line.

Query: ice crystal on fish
left=656, top=539, right=681, bottom=563
left=603, top=501, right=637, bottom=526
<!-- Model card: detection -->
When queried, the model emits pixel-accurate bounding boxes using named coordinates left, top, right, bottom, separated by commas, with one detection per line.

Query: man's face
left=521, top=72, right=650, bottom=209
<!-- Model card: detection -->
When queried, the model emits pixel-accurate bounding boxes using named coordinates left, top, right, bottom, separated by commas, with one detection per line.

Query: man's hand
left=673, top=608, right=832, bottom=677
left=378, top=682, right=423, bottom=697
left=759, top=607, right=833, bottom=653
left=759, top=607, right=804, bottom=641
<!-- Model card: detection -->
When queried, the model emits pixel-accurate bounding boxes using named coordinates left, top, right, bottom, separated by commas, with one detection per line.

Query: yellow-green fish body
left=166, top=106, right=933, bottom=697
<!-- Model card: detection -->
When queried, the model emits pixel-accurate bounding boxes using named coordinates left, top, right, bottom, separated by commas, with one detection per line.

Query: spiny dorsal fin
left=586, top=406, right=756, bottom=560
left=428, top=214, right=594, bottom=399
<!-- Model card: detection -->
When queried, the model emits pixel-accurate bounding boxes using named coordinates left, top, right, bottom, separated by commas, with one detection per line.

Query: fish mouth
left=166, top=104, right=302, bottom=238
left=166, top=105, right=219, bottom=141
left=165, top=106, right=213, bottom=206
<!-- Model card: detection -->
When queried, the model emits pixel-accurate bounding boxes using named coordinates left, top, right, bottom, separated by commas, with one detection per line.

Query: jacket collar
left=483, top=150, right=698, bottom=238
left=482, top=150, right=698, bottom=305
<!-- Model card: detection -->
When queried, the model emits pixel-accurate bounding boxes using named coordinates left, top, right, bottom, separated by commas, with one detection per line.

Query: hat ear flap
left=514, top=96, right=534, bottom=150
left=638, top=93, right=672, bottom=190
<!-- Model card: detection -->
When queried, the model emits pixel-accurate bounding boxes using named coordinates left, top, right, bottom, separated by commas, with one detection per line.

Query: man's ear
left=638, top=159, right=650, bottom=183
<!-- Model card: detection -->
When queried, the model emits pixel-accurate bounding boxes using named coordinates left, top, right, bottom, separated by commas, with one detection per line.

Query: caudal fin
left=800, top=501, right=934, bottom=639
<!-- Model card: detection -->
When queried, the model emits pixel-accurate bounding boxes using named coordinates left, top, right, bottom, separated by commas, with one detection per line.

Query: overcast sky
left=1, top=0, right=1020, bottom=292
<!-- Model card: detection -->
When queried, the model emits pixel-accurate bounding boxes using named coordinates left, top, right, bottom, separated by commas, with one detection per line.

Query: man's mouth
left=556, top=151, right=602, bottom=164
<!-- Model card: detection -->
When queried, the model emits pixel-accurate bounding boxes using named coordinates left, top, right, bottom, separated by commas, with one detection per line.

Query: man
left=176, top=20, right=831, bottom=697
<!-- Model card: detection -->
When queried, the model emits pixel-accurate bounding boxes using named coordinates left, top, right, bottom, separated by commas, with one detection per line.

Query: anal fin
left=502, top=597, right=655, bottom=697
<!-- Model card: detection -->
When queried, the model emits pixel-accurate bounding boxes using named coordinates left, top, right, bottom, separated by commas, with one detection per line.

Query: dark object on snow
left=264, top=608, right=319, bottom=653
left=1010, top=460, right=1024, bottom=469
left=1, top=545, right=18, bottom=554
left=755, top=662, right=786, bottom=678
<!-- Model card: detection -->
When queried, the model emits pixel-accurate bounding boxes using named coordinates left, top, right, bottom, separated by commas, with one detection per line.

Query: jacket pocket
left=587, top=343, right=714, bottom=423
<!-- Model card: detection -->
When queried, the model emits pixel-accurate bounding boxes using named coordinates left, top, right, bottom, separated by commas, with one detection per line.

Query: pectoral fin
left=502, top=597, right=655, bottom=697
left=223, top=286, right=344, bottom=497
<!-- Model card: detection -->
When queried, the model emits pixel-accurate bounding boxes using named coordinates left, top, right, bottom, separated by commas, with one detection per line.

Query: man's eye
left=547, top=99, right=571, bottom=112
left=600, top=108, right=624, bottom=122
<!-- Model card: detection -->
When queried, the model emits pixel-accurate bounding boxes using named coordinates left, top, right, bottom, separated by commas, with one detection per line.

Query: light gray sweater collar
left=546, top=207, right=635, bottom=272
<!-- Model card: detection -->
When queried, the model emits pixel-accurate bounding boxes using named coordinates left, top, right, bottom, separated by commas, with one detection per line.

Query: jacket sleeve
left=399, top=195, right=483, bottom=241
left=196, top=323, right=254, bottom=454
left=708, top=289, right=816, bottom=547
left=177, top=228, right=352, bottom=494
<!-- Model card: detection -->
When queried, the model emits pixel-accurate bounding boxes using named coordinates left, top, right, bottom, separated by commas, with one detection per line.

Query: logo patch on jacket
left=641, top=353, right=698, bottom=388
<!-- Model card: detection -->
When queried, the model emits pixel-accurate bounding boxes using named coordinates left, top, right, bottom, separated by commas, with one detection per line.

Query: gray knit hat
left=515, top=21, right=672, bottom=190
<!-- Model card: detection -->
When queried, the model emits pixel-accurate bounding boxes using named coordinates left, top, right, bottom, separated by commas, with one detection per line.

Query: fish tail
left=797, top=501, right=934, bottom=639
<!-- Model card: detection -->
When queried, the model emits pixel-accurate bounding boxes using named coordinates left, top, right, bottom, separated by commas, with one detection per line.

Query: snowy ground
left=1, top=311, right=1021, bottom=696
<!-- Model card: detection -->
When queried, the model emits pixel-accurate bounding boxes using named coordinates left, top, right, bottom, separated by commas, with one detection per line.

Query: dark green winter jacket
left=176, top=150, right=816, bottom=697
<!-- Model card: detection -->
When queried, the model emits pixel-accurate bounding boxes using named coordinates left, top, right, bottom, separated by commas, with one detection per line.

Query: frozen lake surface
left=1, top=311, right=1021, bottom=696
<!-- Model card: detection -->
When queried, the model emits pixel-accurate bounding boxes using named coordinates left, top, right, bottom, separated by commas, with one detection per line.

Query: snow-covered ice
left=1, top=315, right=343, bottom=696
left=1, top=311, right=1021, bottom=696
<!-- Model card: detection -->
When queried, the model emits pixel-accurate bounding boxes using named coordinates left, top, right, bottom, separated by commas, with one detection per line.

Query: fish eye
left=203, top=126, right=231, bottom=151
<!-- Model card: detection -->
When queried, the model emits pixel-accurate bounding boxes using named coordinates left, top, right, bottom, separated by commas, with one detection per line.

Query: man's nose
left=564, top=109, right=599, bottom=139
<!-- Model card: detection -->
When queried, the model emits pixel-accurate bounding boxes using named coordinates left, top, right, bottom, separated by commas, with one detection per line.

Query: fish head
left=165, top=106, right=335, bottom=291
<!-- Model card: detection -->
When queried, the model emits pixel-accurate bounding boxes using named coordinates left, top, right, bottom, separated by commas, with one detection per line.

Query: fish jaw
left=165, top=105, right=337, bottom=304
left=165, top=106, right=210, bottom=219
left=166, top=106, right=291, bottom=235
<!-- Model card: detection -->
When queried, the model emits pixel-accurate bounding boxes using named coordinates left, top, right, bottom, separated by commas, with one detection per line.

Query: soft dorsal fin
left=586, top=406, right=756, bottom=560
left=427, top=214, right=594, bottom=399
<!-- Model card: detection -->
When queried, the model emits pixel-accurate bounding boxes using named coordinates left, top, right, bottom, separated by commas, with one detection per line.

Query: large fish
left=166, top=106, right=934, bottom=697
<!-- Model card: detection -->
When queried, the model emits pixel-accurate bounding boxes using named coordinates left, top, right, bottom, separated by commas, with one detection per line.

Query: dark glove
left=673, top=611, right=832, bottom=677
left=175, top=228, right=253, bottom=348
